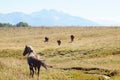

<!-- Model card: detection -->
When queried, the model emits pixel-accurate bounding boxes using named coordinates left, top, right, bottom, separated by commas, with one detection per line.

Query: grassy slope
left=0, top=27, right=120, bottom=80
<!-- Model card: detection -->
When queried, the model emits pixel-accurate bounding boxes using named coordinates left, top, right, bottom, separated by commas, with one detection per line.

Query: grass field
left=0, top=27, right=120, bottom=80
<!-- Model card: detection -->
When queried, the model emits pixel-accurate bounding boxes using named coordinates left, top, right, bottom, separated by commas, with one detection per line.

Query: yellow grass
left=0, top=27, right=120, bottom=80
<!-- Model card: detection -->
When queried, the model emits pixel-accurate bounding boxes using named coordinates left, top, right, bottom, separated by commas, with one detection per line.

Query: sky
left=0, top=0, right=120, bottom=26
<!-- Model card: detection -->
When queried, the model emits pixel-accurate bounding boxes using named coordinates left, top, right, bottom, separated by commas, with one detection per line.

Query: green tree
left=0, top=22, right=14, bottom=27
left=0, top=23, right=3, bottom=27
left=16, top=22, right=30, bottom=27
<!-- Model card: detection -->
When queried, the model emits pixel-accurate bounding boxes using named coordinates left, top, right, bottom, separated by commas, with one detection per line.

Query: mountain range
left=0, top=9, right=99, bottom=26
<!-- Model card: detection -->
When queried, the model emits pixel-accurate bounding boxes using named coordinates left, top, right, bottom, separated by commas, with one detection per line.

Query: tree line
left=0, top=22, right=30, bottom=27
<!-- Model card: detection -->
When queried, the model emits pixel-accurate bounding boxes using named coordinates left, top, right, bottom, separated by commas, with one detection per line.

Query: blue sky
left=0, top=0, right=120, bottom=25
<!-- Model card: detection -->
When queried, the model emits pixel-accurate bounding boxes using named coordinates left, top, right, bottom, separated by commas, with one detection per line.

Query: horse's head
left=23, top=45, right=34, bottom=56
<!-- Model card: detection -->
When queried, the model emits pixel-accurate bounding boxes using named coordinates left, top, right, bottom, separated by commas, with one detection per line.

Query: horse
left=57, top=40, right=61, bottom=46
left=23, top=45, right=52, bottom=78
left=70, top=35, right=75, bottom=42
left=44, top=37, right=49, bottom=42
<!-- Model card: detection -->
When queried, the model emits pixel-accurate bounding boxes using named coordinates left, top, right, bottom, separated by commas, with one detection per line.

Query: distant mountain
left=0, top=9, right=99, bottom=26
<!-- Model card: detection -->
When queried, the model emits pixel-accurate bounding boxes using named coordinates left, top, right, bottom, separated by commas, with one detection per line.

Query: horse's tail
left=39, top=60, right=53, bottom=69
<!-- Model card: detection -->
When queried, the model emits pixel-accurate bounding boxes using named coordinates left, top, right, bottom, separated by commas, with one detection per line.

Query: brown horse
left=57, top=40, right=61, bottom=46
left=23, top=45, right=52, bottom=78
left=70, top=35, right=75, bottom=42
left=44, top=37, right=49, bottom=42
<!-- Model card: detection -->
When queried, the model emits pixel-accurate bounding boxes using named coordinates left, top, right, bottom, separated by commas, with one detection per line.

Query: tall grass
left=0, top=27, right=120, bottom=80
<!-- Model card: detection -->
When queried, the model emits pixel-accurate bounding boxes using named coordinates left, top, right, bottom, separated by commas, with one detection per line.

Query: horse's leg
left=34, top=66, right=37, bottom=74
left=31, top=67, right=34, bottom=77
left=37, top=66, right=41, bottom=77
left=29, top=66, right=34, bottom=77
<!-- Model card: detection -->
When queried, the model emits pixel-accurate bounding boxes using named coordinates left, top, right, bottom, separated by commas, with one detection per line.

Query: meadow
left=0, top=27, right=120, bottom=80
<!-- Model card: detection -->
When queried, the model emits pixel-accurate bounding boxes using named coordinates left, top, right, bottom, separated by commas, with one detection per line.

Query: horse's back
left=28, top=56, right=40, bottom=67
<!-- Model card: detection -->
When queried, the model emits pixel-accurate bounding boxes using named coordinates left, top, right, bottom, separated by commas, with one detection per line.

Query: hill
left=0, top=9, right=99, bottom=26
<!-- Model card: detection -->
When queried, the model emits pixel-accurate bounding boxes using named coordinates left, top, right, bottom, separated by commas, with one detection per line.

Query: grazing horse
left=57, top=40, right=61, bottom=46
left=70, top=35, right=75, bottom=42
left=44, top=37, right=49, bottom=42
left=23, top=45, right=52, bottom=78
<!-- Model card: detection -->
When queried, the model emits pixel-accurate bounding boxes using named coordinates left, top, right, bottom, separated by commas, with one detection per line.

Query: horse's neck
left=28, top=52, right=39, bottom=59
left=28, top=52, right=34, bottom=56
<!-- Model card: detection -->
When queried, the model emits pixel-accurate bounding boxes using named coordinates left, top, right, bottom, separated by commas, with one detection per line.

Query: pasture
left=0, top=27, right=120, bottom=80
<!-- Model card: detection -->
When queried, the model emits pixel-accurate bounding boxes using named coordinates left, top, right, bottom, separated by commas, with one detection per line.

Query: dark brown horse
left=44, top=37, right=49, bottom=42
left=23, top=45, right=52, bottom=78
left=70, top=35, right=75, bottom=42
left=57, top=40, right=61, bottom=46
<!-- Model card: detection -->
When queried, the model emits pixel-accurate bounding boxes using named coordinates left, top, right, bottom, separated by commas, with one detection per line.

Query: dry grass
left=0, top=27, right=119, bottom=50
left=0, top=27, right=120, bottom=80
